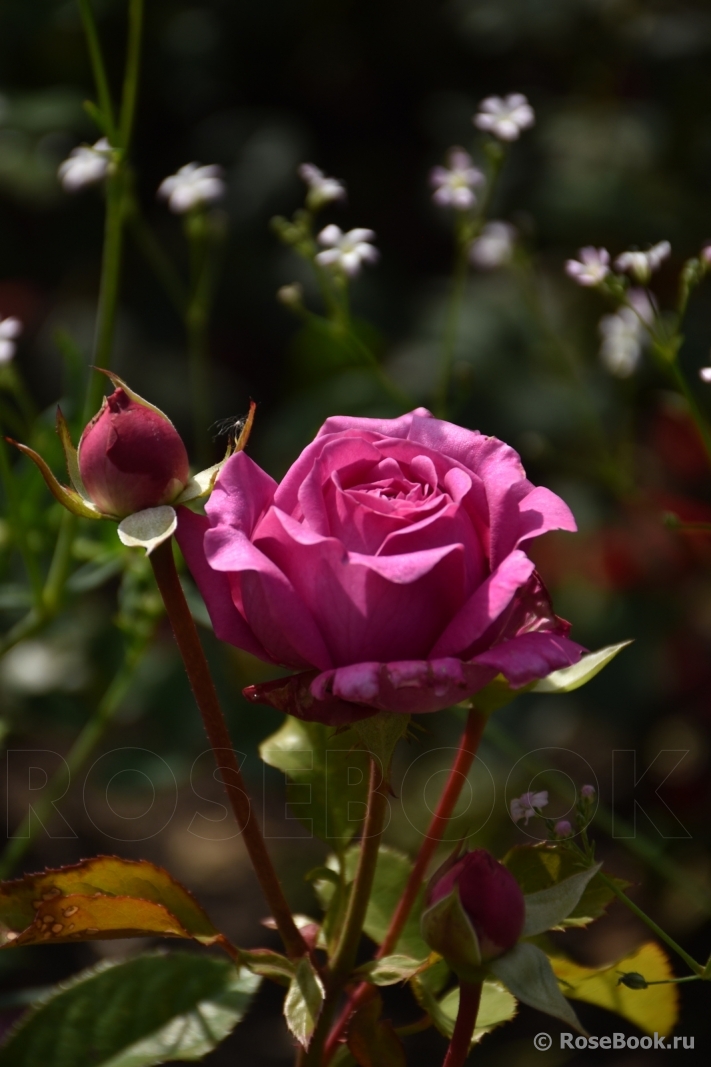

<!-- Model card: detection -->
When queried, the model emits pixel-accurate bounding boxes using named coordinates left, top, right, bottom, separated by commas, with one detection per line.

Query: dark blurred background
left=2, top=0, right=711, bottom=1063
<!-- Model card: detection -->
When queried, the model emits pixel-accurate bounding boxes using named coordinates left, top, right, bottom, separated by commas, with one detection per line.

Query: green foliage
left=315, top=846, right=428, bottom=959
left=346, top=992, right=406, bottom=1067
left=522, top=863, right=603, bottom=936
left=283, top=957, right=324, bottom=1048
left=503, top=844, right=627, bottom=928
left=260, top=716, right=370, bottom=849
left=411, top=975, right=517, bottom=1044
left=0, top=953, right=260, bottom=1067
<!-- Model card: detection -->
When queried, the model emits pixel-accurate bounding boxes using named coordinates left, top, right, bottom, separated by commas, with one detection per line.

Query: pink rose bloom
left=177, top=409, right=583, bottom=723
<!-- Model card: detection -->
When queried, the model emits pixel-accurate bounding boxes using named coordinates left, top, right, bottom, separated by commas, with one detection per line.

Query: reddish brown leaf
left=347, top=993, right=406, bottom=1067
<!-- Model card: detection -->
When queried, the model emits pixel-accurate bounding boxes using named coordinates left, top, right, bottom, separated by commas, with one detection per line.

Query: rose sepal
left=420, top=886, right=483, bottom=980
left=117, top=505, right=178, bottom=555
left=522, top=862, right=602, bottom=937
left=5, top=437, right=103, bottom=520
left=91, top=367, right=176, bottom=424
left=56, top=406, right=93, bottom=504
left=488, top=942, right=587, bottom=1034
left=176, top=401, right=256, bottom=505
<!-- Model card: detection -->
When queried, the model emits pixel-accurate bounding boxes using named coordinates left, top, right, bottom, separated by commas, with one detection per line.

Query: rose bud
left=421, top=849, right=525, bottom=976
left=77, top=386, right=190, bottom=517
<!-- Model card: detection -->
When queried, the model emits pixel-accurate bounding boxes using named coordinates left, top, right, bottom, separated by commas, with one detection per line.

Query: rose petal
left=176, top=508, right=275, bottom=660
left=205, top=524, right=332, bottom=670
left=430, top=550, right=535, bottom=658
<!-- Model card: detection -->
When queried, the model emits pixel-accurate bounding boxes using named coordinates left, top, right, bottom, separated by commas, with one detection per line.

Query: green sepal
left=420, top=887, right=483, bottom=981
left=6, top=438, right=103, bottom=520
left=489, top=942, right=586, bottom=1034
left=522, top=863, right=602, bottom=937
left=352, top=711, right=410, bottom=778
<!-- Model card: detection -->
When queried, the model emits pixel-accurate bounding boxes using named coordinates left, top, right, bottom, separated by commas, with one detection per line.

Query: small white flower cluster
left=58, top=142, right=226, bottom=215
left=0, top=316, right=22, bottom=365
left=298, top=163, right=346, bottom=209
left=158, top=163, right=225, bottom=214
left=429, top=148, right=484, bottom=211
left=315, top=225, right=379, bottom=278
left=615, top=241, right=670, bottom=284
left=598, top=289, right=654, bottom=378
left=565, top=247, right=610, bottom=287
left=58, top=138, right=113, bottom=192
left=510, top=789, right=548, bottom=825
left=470, top=220, right=517, bottom=269
left=474, top=93, right=535, bottom=142
left=566, top=241, right=671, bottom=288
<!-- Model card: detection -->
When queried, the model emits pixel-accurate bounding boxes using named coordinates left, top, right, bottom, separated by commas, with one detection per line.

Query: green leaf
left=351, top=713, right=409, bottom=776
left=503, top=845, right=625, bottom=928
left=284, top=957, right=325, bottom=1048
left=489, top=943, right=585, bottom=1033
left=0, top=953, right=260, bottom=1067
left=523, top=864, right=602, bottom=937
left=238, top=948, right=295, bottom=985
left=411, top=977, right=516, bottom=1043
left=532, top=642, right=632, bottom=694
left=0, top=856, right=221, bottom=948
left=551, top=942, right=679, bottom=1035
left=346, top=992, right=406, bottom=1067
left=315, top=847, right=428, bottom=959
left=355, top=955, right=430, bottom=986
left=260, top=716, right=370, bottom=848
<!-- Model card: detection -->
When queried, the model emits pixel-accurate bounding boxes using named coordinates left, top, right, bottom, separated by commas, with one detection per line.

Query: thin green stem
left=127, top=206, right=187, bottom=315
left=118, top=0, right=144, bottom=153
left=303, top=761, right=390, bottom=1067
left=0, top=633, right=150, bottom=879
left=435, top=240, right=469, bottom=419
left=599, top=873, right=704, bottom=976
left=666, top=359, right=711, bottom=469
left=186, top=219, right=218, bottom=466
left=443, top=982, right=482, bottom=1067
left=77, top=0, right=117, bottom=139
left=149, top=538, right=308, bottom=960
left=0, top=436, right=43, bottom=606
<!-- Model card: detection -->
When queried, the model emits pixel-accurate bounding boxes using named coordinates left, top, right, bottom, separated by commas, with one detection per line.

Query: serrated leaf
left=346, top=992, right=406, bottom=1067
left=239, top=948, right=295, bottom=985
left=523, top=864, right=602, bottom=937
left=411, top=976, right=516, bottom=1043
left=260, top=716, right=370, bottom=848
left=0, top=856, right=220, bottom=948
left=551, top=942, right=680, bottom=1035
left=532, top=642, right=632, bottom=693
left=503, top=844, right=625, bottom=928
left=284, top=957, right=324, bottom=1048
left=489, top=942, right=585, bottom=1033
left=0, top=952, right=260, bottom=1067
left=355, top=954, right=430, bottom=986
left=315, top=847, right=427, bottom=959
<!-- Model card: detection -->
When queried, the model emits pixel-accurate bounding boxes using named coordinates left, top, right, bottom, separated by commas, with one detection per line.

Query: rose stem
left=442, top=981, right=482, bottom=1067
left=300, top=758, right=390, bottom=1067
left=322, top=706, right=487, bottom=1064
left=149, top=538, right=308, bottom=960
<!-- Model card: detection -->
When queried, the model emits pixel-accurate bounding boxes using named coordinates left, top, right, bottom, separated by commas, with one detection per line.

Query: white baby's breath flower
left=429, top=148, right=484, bottom=211
left=699, top=367, right=711, bottom=383
left=58, top=138, right=112, bottom=192
left=158, top=163, right=225, bottom=214
left=0, top=316, right=22, bottom=365
left=598, top=288, right=654, bottom=378
left=298, top=163, right=346, bottom=209
left=565, top=246, right=610, bottom=287
left=615, top=240, right=670, bottom=283
left=474, top=93, right=535, bottom=141
left=510, top=790, right=548, bottom=825
left=470, top=220, right=517, bottom=269
left=315, top=225, right=379, bottom=278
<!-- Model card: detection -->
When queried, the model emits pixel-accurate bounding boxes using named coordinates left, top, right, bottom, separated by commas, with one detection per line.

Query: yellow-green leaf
left=552, top=942, right=680, bottom=1035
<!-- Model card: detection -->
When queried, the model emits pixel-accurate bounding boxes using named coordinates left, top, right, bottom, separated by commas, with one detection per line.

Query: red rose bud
left=78, top=387, right=190, bottom=517
left=421, top=849, right=525, bottom=974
